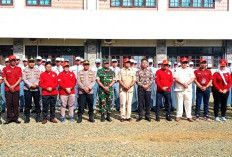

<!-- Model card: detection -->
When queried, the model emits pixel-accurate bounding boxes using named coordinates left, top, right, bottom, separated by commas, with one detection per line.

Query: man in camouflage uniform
left=96, top=59, right=116, bottom=122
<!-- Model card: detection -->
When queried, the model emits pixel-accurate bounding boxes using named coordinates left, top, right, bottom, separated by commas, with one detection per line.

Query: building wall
left=23, top=39, right=85, bottom=46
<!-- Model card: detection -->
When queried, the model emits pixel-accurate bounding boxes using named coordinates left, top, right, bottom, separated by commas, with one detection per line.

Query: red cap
left=219, top=59, right=227, bottom=66
left=180, top=57, right=188, bottom=63
left=123, top=58, right=130, bottom=63
left=62, top=62, right=70, bottom=67
left=9, top=55, right=16, bottom=60
left=200, top=58, right=207, bottom=63
left=162, top=60, right=169, bottom=65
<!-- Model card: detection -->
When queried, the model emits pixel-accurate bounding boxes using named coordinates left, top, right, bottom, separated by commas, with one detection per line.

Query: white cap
left=75, top=57, right=81, bottom=61
left=95, top=59, right=101, bottom=63
left=158, top=61, right=162, bottom=65
left=134, top=60, right=137, bottom=64
left=207, top=63, right=212, bottom=68
left=80, top=58, right=84, bottom=62
left=55, top=57, right=61, bottom=61
left=148, top=59, right=153, bottom=63
left=112, top=59, right=118, bottom=62
left=5, top=58, right=9, bottom=62
left=22, top=58, right=28, bottom=62
left=174, top=62, right=178, bottom=65
left=60, top=58, right=64, bottom=62
left=42, top=59, right=46, bottom=62
left=168, top=62, right=172, bottom=66
left=228, top=61, right=232, bottom=64
left=130, top=59, right=135, bottom=63
left=178, top=63, right=181, bottom=66
left=47, top=59, right=51, bottom=62
left=189, top=62, right=194, bottom=65
left=65, top=59, right=69, bottom=62
left=36, top=56, right=42, bottom=60
left=0, top=76, right=3, bottom=80
left=16, top=56, right=20, bottom=60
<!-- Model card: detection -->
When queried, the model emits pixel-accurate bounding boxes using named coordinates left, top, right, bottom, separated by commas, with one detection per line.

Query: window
left=169, top=0, right=214, bottom=8
left=111, top=0, right=156, bottom=7
left=0, top=0, right=12, bottom=5
left=27, top=0, right=51, bottom=6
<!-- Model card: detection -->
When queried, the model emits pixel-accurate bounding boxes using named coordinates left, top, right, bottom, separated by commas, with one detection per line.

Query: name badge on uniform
left=201, top=79, right=206, bottom=84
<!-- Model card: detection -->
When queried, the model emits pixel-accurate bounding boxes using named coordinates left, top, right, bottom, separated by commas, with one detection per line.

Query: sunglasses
left=182, top=62, right=188, bottom=64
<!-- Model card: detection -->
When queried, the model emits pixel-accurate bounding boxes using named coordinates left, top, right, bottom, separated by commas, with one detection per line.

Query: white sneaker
left=221, top=117, right=227, bottom=121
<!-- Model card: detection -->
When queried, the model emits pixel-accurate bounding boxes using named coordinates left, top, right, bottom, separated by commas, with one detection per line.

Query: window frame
left=0, top=0, right=13, bottom=6
left=110, top=0, right=156, bottom=8
left=26, top=0, right=51, bottom=7
left=169, top=0, right=215, bottom=8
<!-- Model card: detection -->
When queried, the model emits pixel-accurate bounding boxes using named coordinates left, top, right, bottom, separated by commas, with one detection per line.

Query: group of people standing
left=0, top=54, right=231, bottom=125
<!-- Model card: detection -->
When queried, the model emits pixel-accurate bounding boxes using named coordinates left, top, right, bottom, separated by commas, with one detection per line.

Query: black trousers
left=5, top=91, right=19, bottom=121
left=156, top=91, right=171, bottom=117
left=213, top=91, right=229, bottom=117
left=78, top=94, right=94, bottom=115
left=42, top=95, right=57, bottom=120
left=24, top=90, right=40, bottom=117
left=138, top=90, right=151, bottom=118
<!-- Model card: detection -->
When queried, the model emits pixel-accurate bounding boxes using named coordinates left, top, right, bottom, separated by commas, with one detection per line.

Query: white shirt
left=52, top=65, right=63, bottom=76
left=91, top=66, right=102, bottom=77
left=110, top=66, right=120, bottom=79
left=70, top=64, right=84, bottom=78
left=35, top=64, right=45, bottom=73
left=174, top=67, right=195, bottom=92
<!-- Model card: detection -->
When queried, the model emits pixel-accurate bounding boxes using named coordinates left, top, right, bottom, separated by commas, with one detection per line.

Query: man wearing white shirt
left=174, top=57, right=195, bottom=122
left=70, top=57, right=83, bottom=111
left=42, top=59, right=46, bottom=66
left=110, top=59, right=120, bottom=111
left=35, top=56, right=45, bottom=72
left=91, top=59, right=102, bottom=110
left=130, top=59, right=139, bottom=112
left=52, top=58, right=63, bottom=76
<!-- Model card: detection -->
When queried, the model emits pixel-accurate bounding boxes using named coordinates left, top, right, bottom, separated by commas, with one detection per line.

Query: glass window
left=169, top=56, right=177, bottom=64
left=1, top=0, right=12, bottom=5
left=145, top=0, right=155, bottom=7
left=27, top=0, right=37, bottom=5
left=214, top=56, right=222, bottom=68
left=123, top=0, right=133, bottom=7
left=170, top=0, right=179, bottom=7
left=40, top=0, right=50, bottom=5
left=134, top=0, right=144, bottom=7
left=204, top=0, right=214, bottom=7
left=191, top=56, right=201, bottom=67
left=111, top=0, right=120, bottom=6
left=193, top=0, right=202, bottom=7
left=27, top=0, right=50, bottom=6
left=182, top=0, right=191, bottom=7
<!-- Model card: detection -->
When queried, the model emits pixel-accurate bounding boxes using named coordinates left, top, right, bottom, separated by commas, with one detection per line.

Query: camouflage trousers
left=99, top=90, right=113, bottom=113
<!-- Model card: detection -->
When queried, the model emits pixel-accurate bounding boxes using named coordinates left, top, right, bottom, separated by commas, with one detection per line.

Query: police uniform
left=23, top=57, right=41, bottom=123
left=96, top=59, right=116, bottom=122
left=76, top=60, right=96, bottom=123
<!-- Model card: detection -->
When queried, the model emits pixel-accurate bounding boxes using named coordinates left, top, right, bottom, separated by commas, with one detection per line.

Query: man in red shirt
left=58, top=62, right=76, bottom=123
left=40, top=62, right=58, bottom=124
left=155, top=60, right=173, bottom=122
left=2, top=55, right=22, bottom=124
left=194, top=59, right=212, bottom=122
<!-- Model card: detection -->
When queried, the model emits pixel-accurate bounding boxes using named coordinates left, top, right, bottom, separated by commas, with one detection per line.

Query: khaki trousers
left=60, top=94, right=75, bottom=118
left=175, top=90, right=192, bottom=118
left=120, top=91, right=133, bottom=119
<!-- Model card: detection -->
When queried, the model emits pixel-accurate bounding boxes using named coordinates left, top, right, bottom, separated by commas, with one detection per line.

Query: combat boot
left=101, top=113, right=105, bottom=122
left=106, top=112, right=112, bottom=122
left=77, top=114, right=82, bottom=123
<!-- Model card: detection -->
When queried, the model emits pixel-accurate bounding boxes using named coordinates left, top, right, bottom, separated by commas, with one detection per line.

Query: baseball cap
left=95, top=59, right=101, bottom=63
left=9, top=55, right=16, bottom=60
left=55, top=58, right=61, bottom=62
left=23, top=58, right=28, bottom=62
left=83, top=60, right=90, bottom=65
left=200, top=59, right=207, bottom=63
left=75, top=57, right=81, bottom=61
left=36, top=56, right=42, bottom=60
left=112, top=59, right=118, bottom=62
left=148, top=59, right=153, bottom=63
left=123, top=58, right=130, bottom=63
left=219, top=59, right=227, bottom=66
left=162, top=60, right=169, bottom=65
left=62, top=62, right=70, bottom=67
left=180, top=57, right=189, bottom=63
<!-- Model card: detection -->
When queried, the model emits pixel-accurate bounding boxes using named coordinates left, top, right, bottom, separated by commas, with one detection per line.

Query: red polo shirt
left=194, top=68, right=212, bottom=86
left=39, top=71, right=58, bottom=96
left=58, top=71, right=76, bottom=95
left=155, top=69, right=173, bottom=92
left=212, top=72, right=231, bottom=91
left=2, top=66, right=22, bottom=91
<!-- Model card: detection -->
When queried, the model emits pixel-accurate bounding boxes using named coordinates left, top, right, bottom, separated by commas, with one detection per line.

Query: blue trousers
left=111, top=82, right=120, bottom=110
left=93, top=82, right=99, bottom=110
left=1, top=82, right=6, bottom=111
left=195, top=87, right=211, bottom=118
left=150, top=81, right=156, bottom=108
left=19, top=81, right=25, bottom=110
left=74, top=84, right=79, bottom=110
left=227, top=86, right=232, bottom=106
left=171, top=82, right=177, bottom=109
left=132, top=84, right=138, bottom=111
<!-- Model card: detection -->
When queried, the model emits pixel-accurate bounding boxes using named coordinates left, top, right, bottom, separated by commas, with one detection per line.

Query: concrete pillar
left=158, top=0, right=168, bottom=12
left=85, top=39, right=98, bottom=68
left=229, top=0, right=232, bottom=12
left=87, top=0, right=97, bottom=10
left=13, top=39, right=25, bottom=62
left=156, top=40, right=167, bottom=62
left=225, top=40, right=232, bottom=61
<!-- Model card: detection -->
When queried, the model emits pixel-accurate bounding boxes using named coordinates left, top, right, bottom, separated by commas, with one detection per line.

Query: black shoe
left=20, top=109, right=24, bottom=113
left=25, top=117, right=30, bottom=123
left=89, top=115, right=95, bottom=123
left=101, top=113, right=105, bottom=122
left=31, top=109, right=36, bottom=114
left=136, top=117, right=142, bottom=122
left=15, top=120, right=21, bottom=124
left=106, top=113, right=112, bottom=122
left=35, top=114, right=40, bottom=123
left=77, top=115, right=82, bottom=123
left=166, top=115, right=172, bottom=121
left=1, top=109, right=5, bottom=113
left=0, top=119, right=2, bottom=125
left=156, top=116, right=160, bottom=122
left=145, top=117, right=151, bottom=122
left=4, top=121, right=12, bottom=125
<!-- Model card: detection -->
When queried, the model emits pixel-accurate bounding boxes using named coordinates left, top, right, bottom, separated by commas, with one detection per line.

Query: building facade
left=0, top=0, right=231, bottom=68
